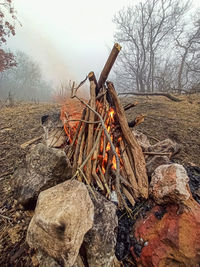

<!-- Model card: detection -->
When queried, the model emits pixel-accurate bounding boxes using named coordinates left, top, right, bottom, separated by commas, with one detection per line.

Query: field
left=0, top=95, right=200, bottom=265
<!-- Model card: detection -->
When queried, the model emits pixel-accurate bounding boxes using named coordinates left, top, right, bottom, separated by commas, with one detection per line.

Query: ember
left=59, top=43, right=148, bottom=208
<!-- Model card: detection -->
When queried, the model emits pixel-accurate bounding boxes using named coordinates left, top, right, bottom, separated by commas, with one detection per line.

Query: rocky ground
left=0, top=95, right=200, bottom=266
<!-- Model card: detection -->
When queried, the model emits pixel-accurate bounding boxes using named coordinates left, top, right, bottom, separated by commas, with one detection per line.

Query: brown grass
left=0, top=95, right=199, bottom=265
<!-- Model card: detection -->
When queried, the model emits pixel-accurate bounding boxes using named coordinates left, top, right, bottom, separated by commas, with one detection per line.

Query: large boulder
left=83, top=191, right=118, bottom=267
left=133, top=198, right=200, bottom=267
left=11, top=143, right=72, bottom=208
left=26, top=180, right=94, bottom=267
left=150, top=164, right=191, bottom=205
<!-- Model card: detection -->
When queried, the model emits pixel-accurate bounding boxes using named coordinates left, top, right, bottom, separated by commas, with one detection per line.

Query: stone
left=133, top=198, right=200, bottom=267
left=26, top=180, right=94, bottom=267
left=83, top=191, right=118, bottom=267
left=146, top=155, right=170, bottom=176
left=11, top=143, right=72, bottom=208
left=41, top=113, right=67, bottom=148
left=35, top=250, right=60, bottom=267
left=132, top=130, right=151, bottom=151
left=150, top=164, right=191, bottom=205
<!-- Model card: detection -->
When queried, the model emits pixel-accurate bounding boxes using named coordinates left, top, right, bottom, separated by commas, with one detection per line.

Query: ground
left=0, top=95, right=199, bottom=266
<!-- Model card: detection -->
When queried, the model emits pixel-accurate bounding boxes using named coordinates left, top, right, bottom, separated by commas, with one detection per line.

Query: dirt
left=0, top=95, right=199, bottom=266
left=121, top=94, right=200, bottom=166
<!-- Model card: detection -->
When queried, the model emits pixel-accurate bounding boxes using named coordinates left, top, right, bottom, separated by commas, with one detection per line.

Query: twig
left=0, top=214, right=12, bottom=221
left=64, top=118, right=101, bottom=124
left=20, top=135, right=43, bottom=149
left=143, top=151, right=171, bottom=156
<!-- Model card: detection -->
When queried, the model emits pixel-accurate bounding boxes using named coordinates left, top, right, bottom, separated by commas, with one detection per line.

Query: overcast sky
left=5, top=0, right=200, bottom=86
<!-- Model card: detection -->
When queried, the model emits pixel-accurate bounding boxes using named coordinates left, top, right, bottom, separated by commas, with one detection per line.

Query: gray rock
left=41, top=113, right=67, bottom=148
left=11, top=143, right=72, bottom=208
left=83, top=191, right=118, bottom=267
left=26, top=180, right=94, bottom=267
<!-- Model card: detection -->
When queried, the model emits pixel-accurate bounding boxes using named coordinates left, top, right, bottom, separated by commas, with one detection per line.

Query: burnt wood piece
left=128, top=114, right=145, bottom=128
left=97, top=43, right=121, bottom=95
left=123, top=101, right=138, bottom=111
left=107, top=81, right=148, bottom=199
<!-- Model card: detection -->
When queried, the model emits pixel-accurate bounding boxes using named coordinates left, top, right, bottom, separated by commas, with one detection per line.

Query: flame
left=60, top=99, right=85, bottom=144
left=61, top=100, right=123, bottom=181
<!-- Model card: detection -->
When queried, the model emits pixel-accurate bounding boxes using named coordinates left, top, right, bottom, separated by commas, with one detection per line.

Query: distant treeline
left=0, top=51, right=53, bottom=101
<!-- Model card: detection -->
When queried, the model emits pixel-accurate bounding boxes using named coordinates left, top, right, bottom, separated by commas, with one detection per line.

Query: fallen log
left=118, top=92, right=182, bottom=102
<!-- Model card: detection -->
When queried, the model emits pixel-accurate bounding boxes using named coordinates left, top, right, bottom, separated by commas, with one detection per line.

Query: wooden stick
left=20, top=135, right=43, bottom=149
left=107, top=81, right=148, bottom=199
left=143, top=151, right=171, bottom=156
left=88, top=71, right=98, bottom=96
left=120, top=139, right=139, bottom=199
left=73, top=109, right=89, bottom=170
left=67, top=108, right=86, bottom=159
left=97, top=43, right=121, bottom=93
left=123, top=101, right=138, bottom=111
left=122, top=186, right=136, bottom=207
left=77, top=132, right=85, bottom=181
left=98, top=164, right=111, bottom=197
left=86, top=80, right=96, bottom=183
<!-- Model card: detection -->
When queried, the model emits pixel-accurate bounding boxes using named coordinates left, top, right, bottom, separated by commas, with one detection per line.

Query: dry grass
left=122, top=93, right=200, bottom=165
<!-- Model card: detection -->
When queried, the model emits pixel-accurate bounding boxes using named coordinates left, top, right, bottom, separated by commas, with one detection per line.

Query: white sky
left=5, top=0, right=200, bottom=86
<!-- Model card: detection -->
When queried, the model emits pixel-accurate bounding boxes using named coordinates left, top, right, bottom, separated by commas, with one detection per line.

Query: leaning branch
left=118, top=92, right=182, bottom=102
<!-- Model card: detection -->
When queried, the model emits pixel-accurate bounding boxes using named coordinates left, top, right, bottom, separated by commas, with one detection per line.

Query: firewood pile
left=60, top=43, right=148, bottom=210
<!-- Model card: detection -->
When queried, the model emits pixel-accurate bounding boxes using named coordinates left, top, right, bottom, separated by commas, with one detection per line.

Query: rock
left=147, top=138, right=180, bottom=156
left=186, top=165, right=200, bottom=204
left=26, top=180, right=94, bottom=267
left=150, top=164, right=191, bottom=205
left=35, top=250, right=60, bottom=267
left=132, top=130, right=150, bottom=151
left=146, top=155, right=170, bottom=176
left=41, top=113, right=67, bottom=148
left=83, top=191, right=118, bottom=267
left=133, top=198, right=200, bottom=267
left=11, top=143, right=72, bottom=208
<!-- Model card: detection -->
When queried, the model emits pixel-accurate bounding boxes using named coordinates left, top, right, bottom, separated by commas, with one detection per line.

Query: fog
left=5, top=0, right=134, bottom=85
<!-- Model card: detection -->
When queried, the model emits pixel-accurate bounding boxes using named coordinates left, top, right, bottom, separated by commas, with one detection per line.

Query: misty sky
left=5, top=0, right=200, bottom=86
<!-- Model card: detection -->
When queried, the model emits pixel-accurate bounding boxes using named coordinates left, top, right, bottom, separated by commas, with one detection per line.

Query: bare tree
left=175, top=13, right=200, bottom=93
left=113, top=0, right=190, bottom=93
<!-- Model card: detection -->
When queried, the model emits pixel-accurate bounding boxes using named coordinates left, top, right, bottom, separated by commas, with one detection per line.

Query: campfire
left=59, top=43, right=148, bottom=209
